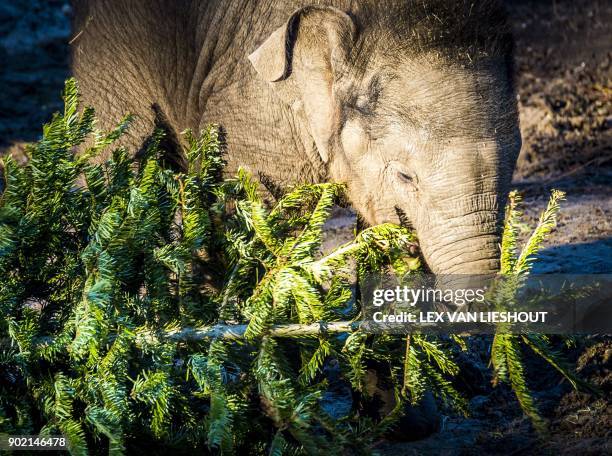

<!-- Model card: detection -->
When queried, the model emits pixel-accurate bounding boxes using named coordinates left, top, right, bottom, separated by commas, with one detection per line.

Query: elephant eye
left=398, top=171, right=413, bottom=183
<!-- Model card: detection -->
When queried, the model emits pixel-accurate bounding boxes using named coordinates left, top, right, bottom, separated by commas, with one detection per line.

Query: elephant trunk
left=415, top=152, right=510, bottom=276
left=425, top=232, right=501, bottom=274
left=418, top=208, right=504, bottom=276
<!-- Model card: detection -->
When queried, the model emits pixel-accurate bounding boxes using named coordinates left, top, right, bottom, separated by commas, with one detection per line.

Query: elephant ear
left=248, top=6, right=355, bottom=164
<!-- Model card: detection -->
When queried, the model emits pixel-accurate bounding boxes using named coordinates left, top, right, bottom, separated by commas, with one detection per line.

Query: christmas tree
left=0, top=79, right=592, bottom=454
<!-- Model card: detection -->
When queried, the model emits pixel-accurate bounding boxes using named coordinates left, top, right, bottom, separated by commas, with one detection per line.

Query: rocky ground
left=0, top=0, right=610, bottom=454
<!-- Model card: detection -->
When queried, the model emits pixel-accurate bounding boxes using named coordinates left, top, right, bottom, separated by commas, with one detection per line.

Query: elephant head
left=248, top=2, right=520, bottom=275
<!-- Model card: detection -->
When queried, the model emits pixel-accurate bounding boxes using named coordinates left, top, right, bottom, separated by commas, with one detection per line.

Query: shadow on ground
left=532, top=238, right=612, bottom=274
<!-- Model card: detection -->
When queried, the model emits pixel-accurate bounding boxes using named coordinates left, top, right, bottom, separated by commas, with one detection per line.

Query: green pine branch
left=0, top=78, right=593, bottom=455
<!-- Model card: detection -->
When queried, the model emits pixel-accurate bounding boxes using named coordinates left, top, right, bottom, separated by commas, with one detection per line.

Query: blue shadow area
left=531, top=238, right=612, bottom=274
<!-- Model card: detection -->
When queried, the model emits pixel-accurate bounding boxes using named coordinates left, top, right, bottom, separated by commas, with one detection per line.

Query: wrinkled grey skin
left=71, top=0, right=520, bottom=276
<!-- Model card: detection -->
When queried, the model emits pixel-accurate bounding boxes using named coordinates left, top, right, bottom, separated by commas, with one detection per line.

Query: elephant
left=71, top=0, right=520, bottom=277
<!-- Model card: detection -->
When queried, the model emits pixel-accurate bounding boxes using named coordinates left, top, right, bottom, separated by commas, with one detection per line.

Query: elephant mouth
left=393, top=205, right=502, bottom=275
left=394, top=206, right=414, bottom=230
left=394, top=205, right=423, bottom=264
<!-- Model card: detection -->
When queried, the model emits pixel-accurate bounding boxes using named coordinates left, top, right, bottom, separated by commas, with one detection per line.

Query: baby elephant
left=72, top=0, right=520, bottom=277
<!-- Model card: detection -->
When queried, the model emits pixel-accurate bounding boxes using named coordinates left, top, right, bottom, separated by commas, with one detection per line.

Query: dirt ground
left=510, top=0, right=611, bottom=277
left=0, top=0, right=610, bottom=454
left=0, top=0, right=71, bottom=153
